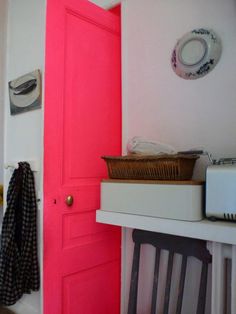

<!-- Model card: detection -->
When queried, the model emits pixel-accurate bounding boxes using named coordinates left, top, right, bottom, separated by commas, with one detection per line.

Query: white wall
left=90, top=0, right=120, bottom=8
left=0, top=0, right=7, bottom=184
left=122, top=0, right=236, bottom=179
left=4, top=0, right=46, bottom=313
left=122, top=0, right=236, bottom=313
left=0, top=0, right=7, bottom=226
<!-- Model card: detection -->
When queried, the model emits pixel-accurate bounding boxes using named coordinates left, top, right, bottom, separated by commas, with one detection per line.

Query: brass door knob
left=65, top=195, right=74, bottom=206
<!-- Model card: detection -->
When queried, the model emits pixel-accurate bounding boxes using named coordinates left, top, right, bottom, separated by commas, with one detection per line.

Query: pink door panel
left=44, top=0, right=121, bottom=313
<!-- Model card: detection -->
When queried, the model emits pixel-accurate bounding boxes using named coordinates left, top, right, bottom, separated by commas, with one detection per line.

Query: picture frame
left=8, top=69, right=41, bottom=115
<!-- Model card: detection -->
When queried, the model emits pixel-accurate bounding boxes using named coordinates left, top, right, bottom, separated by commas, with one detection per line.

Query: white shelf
left=96, top=209, right=236, bottom=245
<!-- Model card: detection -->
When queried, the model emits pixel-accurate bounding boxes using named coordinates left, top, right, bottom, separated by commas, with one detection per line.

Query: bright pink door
left=44, top=0, right=121, bottom=313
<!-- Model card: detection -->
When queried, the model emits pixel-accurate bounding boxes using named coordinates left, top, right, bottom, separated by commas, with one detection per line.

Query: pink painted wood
left=44, top=0, right=121, bottom=313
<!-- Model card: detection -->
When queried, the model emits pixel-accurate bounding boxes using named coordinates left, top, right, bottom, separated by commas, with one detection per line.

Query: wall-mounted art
left=171, top=28, right=222, bottom=80
left=8, top=69, right=41, bottom=115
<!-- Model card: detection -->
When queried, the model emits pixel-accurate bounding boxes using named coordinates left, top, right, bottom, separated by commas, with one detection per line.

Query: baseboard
left=8, top=300, right=40, bottom=314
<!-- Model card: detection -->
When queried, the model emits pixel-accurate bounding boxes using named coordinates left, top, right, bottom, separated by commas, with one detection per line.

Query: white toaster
left=206, top=164, right=236, bottom=221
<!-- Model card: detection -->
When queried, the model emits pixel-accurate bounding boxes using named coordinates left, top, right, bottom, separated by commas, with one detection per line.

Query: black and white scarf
left=0, top=162, right=40, bottom=305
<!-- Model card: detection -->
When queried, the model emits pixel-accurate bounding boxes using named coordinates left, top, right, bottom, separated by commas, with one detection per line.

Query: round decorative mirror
left=171, top=28, right=222, bottom=80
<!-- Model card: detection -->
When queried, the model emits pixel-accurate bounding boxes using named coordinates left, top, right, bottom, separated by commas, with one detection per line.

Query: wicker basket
left=102, top=154, right=199, bottom=180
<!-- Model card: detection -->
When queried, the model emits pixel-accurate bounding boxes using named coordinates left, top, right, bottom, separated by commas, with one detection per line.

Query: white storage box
left=101, top=180, right=204, bottom=221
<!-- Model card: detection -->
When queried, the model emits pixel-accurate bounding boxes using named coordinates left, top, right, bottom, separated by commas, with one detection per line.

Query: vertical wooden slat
left=176, top=255, right=187, bottom=314
left=128, top=242, right=141, bottom=314
left=151, top=248, right=161, bottom=314
left=196, top=262, right=208, bottom=314
left=163, top=252, right=174, bottom=314
left=224, top=258, right=230, bottom=314
left=211, top=242, right=225, bottom=314
left=231, top=246, right=236, bottom=314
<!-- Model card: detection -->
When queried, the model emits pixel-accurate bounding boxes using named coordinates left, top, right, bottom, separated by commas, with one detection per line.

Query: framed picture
left=8, top=69, right=41, bottom=115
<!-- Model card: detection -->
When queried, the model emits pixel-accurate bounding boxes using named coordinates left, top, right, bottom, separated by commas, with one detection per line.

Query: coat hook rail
left=4, top=160, right=39, bottom=172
